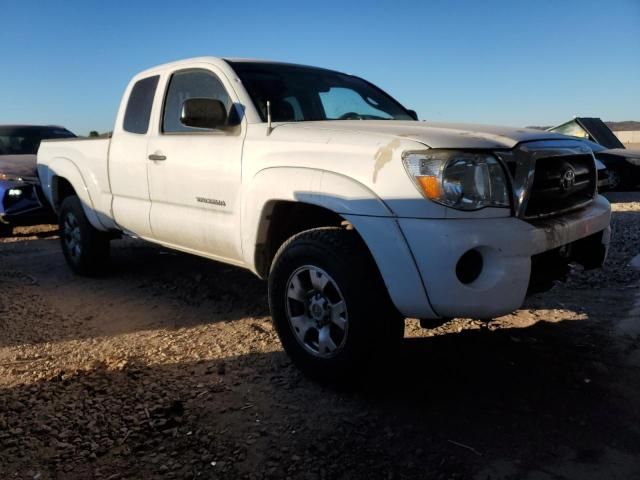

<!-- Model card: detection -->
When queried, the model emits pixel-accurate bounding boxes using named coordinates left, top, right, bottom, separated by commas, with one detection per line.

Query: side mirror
left=407, top=109, right=418, bottom=121
left=181, top=98, right=227, bottom=129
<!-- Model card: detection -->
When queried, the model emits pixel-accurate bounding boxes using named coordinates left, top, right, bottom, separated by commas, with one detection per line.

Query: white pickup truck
left=38, top=57, right=611, bottom=381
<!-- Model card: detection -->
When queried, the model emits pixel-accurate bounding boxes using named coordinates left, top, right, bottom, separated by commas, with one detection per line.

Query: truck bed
left=37, top=137, right=114, bottom=230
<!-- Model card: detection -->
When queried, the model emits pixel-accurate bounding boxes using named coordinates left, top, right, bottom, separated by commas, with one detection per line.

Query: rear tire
left=59, top=195, right=110, bottom=275
left=268, top=227, right=404, bottom=383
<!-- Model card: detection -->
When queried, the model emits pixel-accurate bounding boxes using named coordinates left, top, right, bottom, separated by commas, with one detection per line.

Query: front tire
left=59, top=195, right=110, bottom=275
left=268, top=227, right=404, bottom=383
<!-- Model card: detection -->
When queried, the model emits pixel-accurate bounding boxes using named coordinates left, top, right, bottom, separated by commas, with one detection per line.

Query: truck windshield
left=227, top=61, right=414, bottom=122
left=0, top=126, right=75, bottom=155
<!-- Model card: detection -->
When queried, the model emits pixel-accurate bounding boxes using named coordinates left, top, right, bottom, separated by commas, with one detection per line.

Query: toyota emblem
left=560, top=168, right=576, bottom=191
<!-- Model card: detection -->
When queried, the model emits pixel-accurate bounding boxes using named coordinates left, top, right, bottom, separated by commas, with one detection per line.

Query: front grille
left=524, top=154, right=596, bottom=219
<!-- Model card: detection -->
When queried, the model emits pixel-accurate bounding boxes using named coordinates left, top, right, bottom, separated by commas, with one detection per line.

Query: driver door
left=146, top=66, right=245, bottom=263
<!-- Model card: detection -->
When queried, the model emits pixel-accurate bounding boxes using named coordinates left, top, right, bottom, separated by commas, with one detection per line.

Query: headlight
left=402, top=150, right=510, bottom=210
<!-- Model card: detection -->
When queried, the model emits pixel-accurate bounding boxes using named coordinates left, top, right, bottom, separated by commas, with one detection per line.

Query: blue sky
left=1, top=0, right=638, bottom=135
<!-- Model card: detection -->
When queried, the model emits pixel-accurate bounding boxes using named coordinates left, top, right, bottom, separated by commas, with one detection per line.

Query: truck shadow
left=107, top=238, right=270, bottom=318
left=0, top=237, right=269, bottom=348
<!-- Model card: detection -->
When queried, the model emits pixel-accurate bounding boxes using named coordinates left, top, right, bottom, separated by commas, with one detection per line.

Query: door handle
left=148, top=153, right=167, bottom=161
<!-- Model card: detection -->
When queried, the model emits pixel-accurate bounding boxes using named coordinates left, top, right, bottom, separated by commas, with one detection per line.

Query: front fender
left=42, top=157, right=107, bottom=231
left=242, top=167, right=392, bottom=267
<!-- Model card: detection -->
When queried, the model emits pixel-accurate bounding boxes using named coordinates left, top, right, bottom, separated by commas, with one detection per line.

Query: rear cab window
left=123, top=75, right=160, bottom=134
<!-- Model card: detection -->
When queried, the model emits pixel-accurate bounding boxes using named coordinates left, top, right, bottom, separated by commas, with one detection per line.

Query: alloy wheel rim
left=284, top=265, right=348, bottom=358
left=63, top=212, right=82, bottom=261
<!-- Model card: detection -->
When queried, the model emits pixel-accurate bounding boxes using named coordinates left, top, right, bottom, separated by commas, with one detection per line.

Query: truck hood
left=0, top=154, right=38, bottom=182
left=282, top=120, right=571, bottom=149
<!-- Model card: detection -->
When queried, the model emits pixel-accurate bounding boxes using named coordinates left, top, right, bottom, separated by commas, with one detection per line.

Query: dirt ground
left=1, top=193, right=639, bottom=480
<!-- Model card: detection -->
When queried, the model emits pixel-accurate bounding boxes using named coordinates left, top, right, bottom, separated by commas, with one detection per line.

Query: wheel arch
left=243, top=167, right=392, bottom=279
left=252, top=200, right=347, bottom=278
left=44, top=157, right=106, bottom=231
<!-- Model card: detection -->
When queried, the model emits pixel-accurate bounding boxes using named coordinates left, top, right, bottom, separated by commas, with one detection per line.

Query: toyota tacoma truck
left=37, top=57, right=611, bottom=381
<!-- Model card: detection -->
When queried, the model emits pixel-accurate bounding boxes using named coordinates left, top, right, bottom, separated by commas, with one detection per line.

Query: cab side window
left=162, top=69, right=236, bottom=133
left=123, top=75, right=160, bottom=134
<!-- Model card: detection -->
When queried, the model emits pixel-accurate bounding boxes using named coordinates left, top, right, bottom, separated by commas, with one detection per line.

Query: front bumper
left=398, top=195, right=611, bottom=319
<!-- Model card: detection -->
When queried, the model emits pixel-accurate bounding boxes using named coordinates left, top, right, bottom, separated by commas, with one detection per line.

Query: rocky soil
left=0, top=193, right=639, bottom=479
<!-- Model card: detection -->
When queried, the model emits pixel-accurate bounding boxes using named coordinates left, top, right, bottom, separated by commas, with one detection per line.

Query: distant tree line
left=85, top=131, right=112, bottom=138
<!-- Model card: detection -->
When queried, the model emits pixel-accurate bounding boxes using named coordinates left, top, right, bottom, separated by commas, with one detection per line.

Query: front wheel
left=59, top=195, right=110, bottom=275
left=268, top=227, right=404, bottom=383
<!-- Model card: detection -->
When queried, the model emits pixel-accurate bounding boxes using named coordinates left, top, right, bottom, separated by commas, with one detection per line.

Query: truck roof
left=223, top=57, right=332, bottom=68
left=132, top=56, right=340, bottom=79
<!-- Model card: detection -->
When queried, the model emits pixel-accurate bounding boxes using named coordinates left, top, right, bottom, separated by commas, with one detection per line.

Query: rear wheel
left=59, top=195, right=110, bottom=275
left=268, top=227, right=404, bottom=383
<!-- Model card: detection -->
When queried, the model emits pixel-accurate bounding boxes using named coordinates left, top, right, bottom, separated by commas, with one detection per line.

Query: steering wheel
left=337, top=112, right=364, bottom=120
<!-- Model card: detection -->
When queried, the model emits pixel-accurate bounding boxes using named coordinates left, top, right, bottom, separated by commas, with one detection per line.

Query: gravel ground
left=0, top=193, right=639, bottom=480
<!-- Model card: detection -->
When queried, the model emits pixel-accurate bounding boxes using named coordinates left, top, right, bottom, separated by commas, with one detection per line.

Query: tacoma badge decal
left=196, top=197, right=226, bottom=207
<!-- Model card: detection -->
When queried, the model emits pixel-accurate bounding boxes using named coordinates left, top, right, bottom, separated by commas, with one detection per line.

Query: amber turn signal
left=416, top=176, right=443, bottom=200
